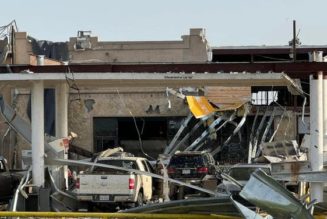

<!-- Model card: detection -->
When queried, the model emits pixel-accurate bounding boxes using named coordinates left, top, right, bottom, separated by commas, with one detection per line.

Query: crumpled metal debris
left=239, top=169, right=313, bottom=219
left=231, top=196, right=272, bottom=219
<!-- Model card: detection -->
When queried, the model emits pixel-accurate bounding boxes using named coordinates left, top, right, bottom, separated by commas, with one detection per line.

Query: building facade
left=0, top=26, right=310, bottom=168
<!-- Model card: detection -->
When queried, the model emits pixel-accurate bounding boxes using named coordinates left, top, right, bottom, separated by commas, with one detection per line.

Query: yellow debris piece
left=186, top=96, right=247, bottom=119
left=186, top=96, right=217, bottom=119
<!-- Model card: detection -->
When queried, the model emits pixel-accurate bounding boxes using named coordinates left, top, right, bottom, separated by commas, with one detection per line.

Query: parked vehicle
left=75, top=154, right=154, bottom=208
left=167, top=151, right=219, bottom=199
left=216, top=163, right=271, bottom=195
left=0, top=156, right=22, bottom=203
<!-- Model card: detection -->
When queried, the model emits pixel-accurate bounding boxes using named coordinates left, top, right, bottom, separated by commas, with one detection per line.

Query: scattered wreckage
left=0, top=156, right=23, bottom=203
left=124, top=168, right=315, bottom=218
left=216, top=163, right=271, bottom=196
left=0, top=85, right=326, bottom=218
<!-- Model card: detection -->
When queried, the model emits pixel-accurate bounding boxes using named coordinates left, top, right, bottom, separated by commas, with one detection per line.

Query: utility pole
left=293, top=20, right=297, bottom=62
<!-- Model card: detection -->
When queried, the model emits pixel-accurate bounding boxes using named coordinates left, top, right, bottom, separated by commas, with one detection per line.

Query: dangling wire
left=269, top=109, right=286, bottom=142
left=65, top=66, right=81, bottom=103
left=166, top=87, right=171, bottom=109
left=301, top=97, right=307, bottom=124
left=116, top=89, right=155, bottom=160
left=284, top=111, right=292, bottom=139
left=1, top=125, right=11, bottom=167
left=140, top=118, right=145, bottom=135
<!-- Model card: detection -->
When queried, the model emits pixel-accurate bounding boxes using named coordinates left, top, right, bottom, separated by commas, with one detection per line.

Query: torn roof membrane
left=186, top=96, right=216, bottom=119
left=186, top=95, right=248, bottom=119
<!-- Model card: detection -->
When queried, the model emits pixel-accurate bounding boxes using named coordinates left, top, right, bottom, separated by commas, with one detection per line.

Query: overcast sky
left=1, top=0, right=327, bottom=46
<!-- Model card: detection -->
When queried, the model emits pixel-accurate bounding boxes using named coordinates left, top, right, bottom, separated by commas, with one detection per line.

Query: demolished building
left=0, top=26, right=307, bottom=163
left=1, top=21, right=327, bottom=213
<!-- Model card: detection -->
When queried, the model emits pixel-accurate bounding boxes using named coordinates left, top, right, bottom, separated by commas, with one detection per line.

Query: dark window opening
left=118, top=117, right=167, bottom=140
left=212, top=51, right=316, bottom=63
left=93, top=117, right=185, bottom=153
left=93, top=118, right=118, bottom=152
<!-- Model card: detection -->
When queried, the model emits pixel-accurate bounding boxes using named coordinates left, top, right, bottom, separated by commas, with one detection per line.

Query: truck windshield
left=93, top=160, right=138, bottom=173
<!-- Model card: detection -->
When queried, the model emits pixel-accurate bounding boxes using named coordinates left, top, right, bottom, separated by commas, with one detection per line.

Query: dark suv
left=167, top=151, right=217, bottom=182
left=167, top=151, right=218, bottom=199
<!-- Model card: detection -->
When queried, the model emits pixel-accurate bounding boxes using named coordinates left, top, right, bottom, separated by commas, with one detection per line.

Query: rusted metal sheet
left=270, top=157, right=327, bottom=182
left=268, top=161, right=327, bottom=182
left=271, top=161, right=311, bottom=173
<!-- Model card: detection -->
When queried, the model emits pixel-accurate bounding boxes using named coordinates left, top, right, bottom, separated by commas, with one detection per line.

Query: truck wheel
left=136, top=192, right=144, bottom=207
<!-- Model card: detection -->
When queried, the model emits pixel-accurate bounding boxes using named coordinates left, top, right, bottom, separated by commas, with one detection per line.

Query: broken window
left=251, top=91, right=278, bottom=105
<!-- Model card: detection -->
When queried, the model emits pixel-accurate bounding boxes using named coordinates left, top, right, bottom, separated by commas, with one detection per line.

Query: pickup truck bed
left=75, top=156, right=153, bottom=206
left=77, top=173, right=135, bottom=202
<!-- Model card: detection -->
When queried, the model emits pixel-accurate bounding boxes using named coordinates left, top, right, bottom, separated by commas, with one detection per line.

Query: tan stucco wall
left=68, top=88, right=189, bottom=152
left=6, top=87, right=188, bottom=165
left=14, top=32, right=33, bottom=64
left=10, top=28, right=211, bottom=64
left=68, top=28, right=211, bottom=63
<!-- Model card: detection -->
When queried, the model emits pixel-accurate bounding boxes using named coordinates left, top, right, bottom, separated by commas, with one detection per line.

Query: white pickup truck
left=75, top=155, right=154, bottom=207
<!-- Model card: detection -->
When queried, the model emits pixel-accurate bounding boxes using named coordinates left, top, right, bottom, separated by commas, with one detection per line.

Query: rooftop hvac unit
left=74, top=31, right=92, bottom=50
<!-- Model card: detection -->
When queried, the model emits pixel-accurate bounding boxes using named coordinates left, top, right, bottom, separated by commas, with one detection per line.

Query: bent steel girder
left=211, top=105, right=249, bottom=156
left=164, top=113, right=193, bottom=155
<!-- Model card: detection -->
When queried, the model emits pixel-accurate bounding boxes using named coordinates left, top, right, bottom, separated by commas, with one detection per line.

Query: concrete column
left=31, top=81, right=45, bottom=187
left=55, top=83, right=69, bottom=138
left=310, top=74, right=324, bottom=202
left=55, top=83, right=69, bottom=190
left=324, top=78, right=327, bottom=160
